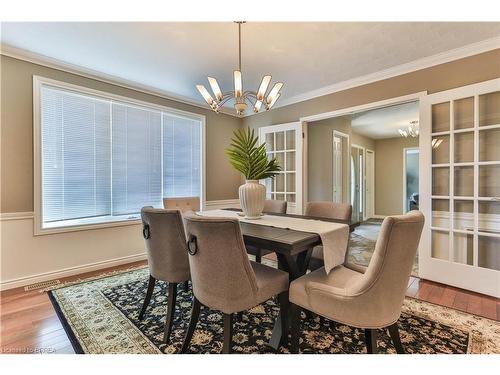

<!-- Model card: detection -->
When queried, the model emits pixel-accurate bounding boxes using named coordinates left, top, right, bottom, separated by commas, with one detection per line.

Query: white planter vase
left=239, top=180, right=265, bottom=219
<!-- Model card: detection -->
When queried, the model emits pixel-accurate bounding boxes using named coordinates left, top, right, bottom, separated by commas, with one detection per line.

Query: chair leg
left=180, top=297, right=201, bottom=353
left=290, top=303, right=301, bottom=354
left=387, top=323, right=405, bottom=354
left=278, top=291, right=289, bottom=347
left=364, top=328, right=378, bottom=354
left=222, top=313, right=233, bottom=354
left=138, top=275, right=156, bottom=320
left=163, top=282, right=177, bottom=344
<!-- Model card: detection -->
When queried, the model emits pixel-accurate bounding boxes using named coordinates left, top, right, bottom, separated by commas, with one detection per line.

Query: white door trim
left=299, top=92, right=427, bottom=123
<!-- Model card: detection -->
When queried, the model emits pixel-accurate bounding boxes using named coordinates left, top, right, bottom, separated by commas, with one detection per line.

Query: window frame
left=33, top=75, right=206, bottom=235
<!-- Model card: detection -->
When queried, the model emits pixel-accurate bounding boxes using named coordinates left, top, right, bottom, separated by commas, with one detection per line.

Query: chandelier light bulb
left=208, top=77, right=223, bottom=101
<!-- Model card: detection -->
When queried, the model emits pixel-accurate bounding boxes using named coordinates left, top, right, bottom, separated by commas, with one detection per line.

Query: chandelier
left=398, top=120, right=419, bottom=138
left=196, top=22, right=283, bottom=116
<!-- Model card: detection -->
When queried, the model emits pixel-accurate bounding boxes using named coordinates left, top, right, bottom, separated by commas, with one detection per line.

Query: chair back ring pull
left=187, top=235, right=198, bottom=255
left=142, top=224, right=151, bottom=239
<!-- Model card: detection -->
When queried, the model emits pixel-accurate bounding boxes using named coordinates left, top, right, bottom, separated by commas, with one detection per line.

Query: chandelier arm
left=243, top=91, right=257, bottom=98
left=218, top=96, right=234, bottom=107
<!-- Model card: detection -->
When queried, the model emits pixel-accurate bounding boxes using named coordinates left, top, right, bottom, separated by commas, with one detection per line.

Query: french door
left=259, top=122, right=303, bottom=214
left=419, top=78, right=500, bottom=297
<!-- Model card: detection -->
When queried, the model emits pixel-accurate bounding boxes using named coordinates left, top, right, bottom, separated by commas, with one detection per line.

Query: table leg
left=267, top=248, right=313, bottom=351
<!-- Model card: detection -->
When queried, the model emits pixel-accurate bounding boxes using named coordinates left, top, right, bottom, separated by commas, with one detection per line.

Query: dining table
left=221, top=208, right=359, bottom=350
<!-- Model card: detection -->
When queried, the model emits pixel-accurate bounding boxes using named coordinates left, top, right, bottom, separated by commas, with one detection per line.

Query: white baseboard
left=0, top=252, right=147, bottom=291
left=370, top=215, right=386, bottom=219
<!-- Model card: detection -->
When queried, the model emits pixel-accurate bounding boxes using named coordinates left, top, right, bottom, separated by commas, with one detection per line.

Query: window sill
left=35, top=215, right=142, bottom=236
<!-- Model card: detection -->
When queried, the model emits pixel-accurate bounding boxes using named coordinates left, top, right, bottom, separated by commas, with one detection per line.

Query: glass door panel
left=479, top=91, right=500, bottom=127
left=432, top=167, right=449, bottom=196
left=478, top=235, right=500, bottom=271
left=454, top=132, right=474, bottom=163
left=432, top=102, right=450, bottom=132
left=454, top=166, right=474, bottom=197
left=432, top=199, right=450, bottom=228
left=454, top=200, right=473, bottom=230
left=479, top=128, right=500, bottom=161
left=453, top=232, right=473, bottom=265
left=479, top=165, right=500, bottom=197
left=454, top=97, right=474, bottom=130
left=478, top=201, right=500, bottom=233
left=432, top=135, right=449, bottom=164
left=431, top=230, right=449, bottom=260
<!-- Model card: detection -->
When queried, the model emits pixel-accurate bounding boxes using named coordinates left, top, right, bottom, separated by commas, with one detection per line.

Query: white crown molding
left=0, top=43, right=239, bottom=118
left=2, top=36, right=499, bottom=119
left=246, top=36, right=500, bottom=115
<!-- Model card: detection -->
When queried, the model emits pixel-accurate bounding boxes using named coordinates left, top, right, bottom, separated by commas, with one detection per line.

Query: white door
left=366, top=149, right=375, bottom=219
left=259, top=122, right=303, bottom=214
left=333, top=136, right=343, bottom=203
left=419, top=78, right=500, bottom=297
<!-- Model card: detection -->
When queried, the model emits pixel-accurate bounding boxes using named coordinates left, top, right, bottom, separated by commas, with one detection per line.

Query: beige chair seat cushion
left=251, top=261, right=289, bottom=303
left=290, top=265, right=362, bottom=310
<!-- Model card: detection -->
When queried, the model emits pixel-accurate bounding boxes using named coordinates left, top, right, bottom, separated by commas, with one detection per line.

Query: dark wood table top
left=222, top=208, right=359, bottom=256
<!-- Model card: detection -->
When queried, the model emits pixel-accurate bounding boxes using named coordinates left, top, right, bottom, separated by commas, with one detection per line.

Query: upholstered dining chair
left=289, top=211, right=424, bottom=354
left=305, top=201, right=352, bottom=271
left=163, top=196, right=200, bottom=213
left=181, top=214, right=290, bottom=354
left=247, top=199, right=288, bottom=263
left=139, top=207, right=191, bottom=344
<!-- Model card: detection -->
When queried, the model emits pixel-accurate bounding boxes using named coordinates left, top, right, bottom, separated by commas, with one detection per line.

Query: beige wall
left=243, top=49, right=500, bottom=129
left=0, top=55, right=242, bottom=213
left=307, top=115, right=375, bottom=202
left=307, top=117, right=350, bottom=201
left=374, top=137, right=419, bottom=216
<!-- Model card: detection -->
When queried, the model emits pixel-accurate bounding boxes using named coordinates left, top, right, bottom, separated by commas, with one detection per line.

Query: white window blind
left=112, top=103, right=162, bottom=215
left=163, top=114, right=201, bottom=198
left=39, top=83, right=203, bottom=229
left=41, top=87, right=111, bottom=223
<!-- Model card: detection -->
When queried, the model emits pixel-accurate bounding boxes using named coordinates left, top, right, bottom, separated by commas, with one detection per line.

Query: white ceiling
left=350, top=101, right=419, bottom=139
left=1, top=22, right=499, bottom=113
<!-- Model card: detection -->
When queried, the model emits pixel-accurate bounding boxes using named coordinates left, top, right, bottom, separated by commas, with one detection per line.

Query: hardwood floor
left=1, top=260, right=499, bottom=354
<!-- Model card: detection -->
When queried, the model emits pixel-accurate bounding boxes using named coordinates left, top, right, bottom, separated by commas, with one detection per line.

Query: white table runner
left=196, top=209, right=349, bottom=273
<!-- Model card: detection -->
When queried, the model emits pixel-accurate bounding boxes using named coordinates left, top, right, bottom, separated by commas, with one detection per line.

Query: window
left=35, top=77, right=204, bottom=233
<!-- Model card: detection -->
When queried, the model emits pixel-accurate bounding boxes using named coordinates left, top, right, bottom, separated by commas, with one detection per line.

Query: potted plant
left=225, top=128, right=281, bottom=219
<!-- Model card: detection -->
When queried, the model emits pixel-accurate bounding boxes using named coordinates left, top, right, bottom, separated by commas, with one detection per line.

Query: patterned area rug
left=48, top=267, right=500, bottom=354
